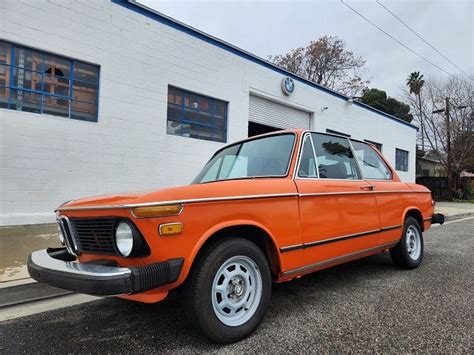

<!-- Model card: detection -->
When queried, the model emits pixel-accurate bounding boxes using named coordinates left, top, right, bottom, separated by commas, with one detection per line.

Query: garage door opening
left=248, top=122, right=282, bottom=137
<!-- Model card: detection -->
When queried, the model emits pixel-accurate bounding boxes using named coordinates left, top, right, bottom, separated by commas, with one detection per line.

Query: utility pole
left=445, top=97, right=453, bottom=200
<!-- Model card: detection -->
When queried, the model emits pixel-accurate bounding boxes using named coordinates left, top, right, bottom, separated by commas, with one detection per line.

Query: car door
left=350, top=140, right=408, bottom=246
left=294, top=132, right=381, bottom=267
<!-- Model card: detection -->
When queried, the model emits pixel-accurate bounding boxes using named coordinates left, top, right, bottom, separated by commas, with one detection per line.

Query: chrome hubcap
left=211, top=256, right=262, bottom=327
left=406, top=225, right=421, bottom=260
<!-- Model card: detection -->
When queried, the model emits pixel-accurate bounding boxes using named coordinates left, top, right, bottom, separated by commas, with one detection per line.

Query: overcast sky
left=140, top=0, right=473, bottom=100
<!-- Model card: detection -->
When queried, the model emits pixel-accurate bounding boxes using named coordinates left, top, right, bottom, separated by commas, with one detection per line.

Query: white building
left=0, top=0, right=417, bottom=225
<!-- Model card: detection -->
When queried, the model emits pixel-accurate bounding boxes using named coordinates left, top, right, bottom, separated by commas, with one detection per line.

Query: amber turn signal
left=132, top=204, right=183, bottom=218
left=159, top=222, right=183, bottom=236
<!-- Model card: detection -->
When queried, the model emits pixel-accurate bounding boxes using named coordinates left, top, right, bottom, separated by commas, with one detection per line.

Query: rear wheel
left=390, top=216, right=424, bottom=269
left=184, top=238, right=271, bottom=343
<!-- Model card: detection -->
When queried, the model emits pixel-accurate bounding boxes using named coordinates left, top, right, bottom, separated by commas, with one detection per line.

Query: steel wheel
left=211, top=255, right=263, bottom=327
left=405, top=225, right=421, bottom=261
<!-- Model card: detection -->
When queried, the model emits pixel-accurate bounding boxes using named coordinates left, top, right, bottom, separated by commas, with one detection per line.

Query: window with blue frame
left=395, top=148, right=409, bottom=171
left=167, top=86, right=227, bottom=143
left=0, top=40, right=99, bottom=122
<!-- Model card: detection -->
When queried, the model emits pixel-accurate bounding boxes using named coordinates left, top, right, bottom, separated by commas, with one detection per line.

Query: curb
left=0, top=279, right=73, bottom=309
left=443, top=212, right=474, bottom=222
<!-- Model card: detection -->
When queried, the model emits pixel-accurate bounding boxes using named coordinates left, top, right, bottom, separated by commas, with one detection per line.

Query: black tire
left=390, top=216, right=424, bottom=269
left=184, top=237, right=272, bottom=343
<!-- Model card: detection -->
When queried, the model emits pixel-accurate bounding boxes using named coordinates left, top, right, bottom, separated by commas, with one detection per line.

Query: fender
left=180, top=219, right=282, bottom=281
left=401, top=206, right=424, bottom=231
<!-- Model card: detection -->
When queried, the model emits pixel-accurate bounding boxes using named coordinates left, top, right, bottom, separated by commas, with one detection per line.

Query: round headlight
left=115, top=222, right=134, bottom=257
left=58, top=226, right=65, bottom=245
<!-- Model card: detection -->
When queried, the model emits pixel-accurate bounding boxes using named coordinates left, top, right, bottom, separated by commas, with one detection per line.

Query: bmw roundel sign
left=281, top=77, right=295, bottom=96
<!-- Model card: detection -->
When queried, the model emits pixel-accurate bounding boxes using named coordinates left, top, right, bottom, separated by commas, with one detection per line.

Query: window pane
left=43, top=96, right=69, bottom=117
left=298, top=135, right=318, bottom=178
left=13, top=68, right=42, bottom=91
left=10, top=89, right=41, bottom=113
left=72, top=81, right=97, bottom=103
left=168, top=87, right=182, bottom=105
left=184, top=93, right=200, bottom=109
left=14, top=47, right=42, bottom=71
left=0, top=87, right=9, bottom=108
left=215, top=101, right=226, bottom=116
left=193, top=134, right=295, bottom=183
left=43, top=74, right=69, bottom=97
left=167, top=104, right=181, bottom=121
left=311, top=133, right=360, bottom=179
left=213, top=129, right=226, bottom=143
left=215, top=115, right=225, bottom=128
left=43, top=54, right=70, bottom=78
left=71, top=100, right=97, bottom=121
left=395, top=149, right=408, bottom=171
left=0, top=64, right=10, bottom=87
left=73, top=61, right=99, bottom=84
left=199, top=97, right=211, bottom=112
left=198, top=111, right=212, bottom=125
left=183, top=107, right=199, bottom=123
left=0, top=41, right=11, bottom=65
left=199, top=125, right=214, bottom=141
left=352, top=141, right=391, bottom=180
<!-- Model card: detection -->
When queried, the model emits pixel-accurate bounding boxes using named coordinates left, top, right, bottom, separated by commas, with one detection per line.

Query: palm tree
left=406, top=72, right=425, bottom=150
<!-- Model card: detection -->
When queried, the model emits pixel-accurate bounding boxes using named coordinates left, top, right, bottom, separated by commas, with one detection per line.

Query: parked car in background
left=28, top=130, right=444, bottom=343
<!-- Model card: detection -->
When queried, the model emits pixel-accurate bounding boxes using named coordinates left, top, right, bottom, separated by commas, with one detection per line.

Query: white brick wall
left=0, top=0, right=416, bottom=225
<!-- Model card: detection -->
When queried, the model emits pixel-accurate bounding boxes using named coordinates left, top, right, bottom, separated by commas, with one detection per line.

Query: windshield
left=192, top=133, right=296, bottom=184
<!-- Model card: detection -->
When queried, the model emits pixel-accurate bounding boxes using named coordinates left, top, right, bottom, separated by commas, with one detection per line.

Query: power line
left=376, top=0, right=469, bottom=77
left=340, top=0, right=456, bottom=78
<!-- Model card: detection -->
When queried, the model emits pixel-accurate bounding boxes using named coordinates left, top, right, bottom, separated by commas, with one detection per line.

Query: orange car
left=28, top=129, right=444, bottom=343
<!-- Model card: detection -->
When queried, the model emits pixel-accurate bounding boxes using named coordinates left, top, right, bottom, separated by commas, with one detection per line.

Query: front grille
left=70, top=218, right=118, bottom=255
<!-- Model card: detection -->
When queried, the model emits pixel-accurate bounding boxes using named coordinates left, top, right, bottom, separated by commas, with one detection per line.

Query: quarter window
left=352, top=141, right=392, bottom=180
left=297, top=135, right=318, bottom=178
left=0, top=40, right=99, bottom=121
left=311, top=133, right=361, bottom=180
left=167, top=86, right=227, bottom=143
left=395, top=148, right=409, bottom=172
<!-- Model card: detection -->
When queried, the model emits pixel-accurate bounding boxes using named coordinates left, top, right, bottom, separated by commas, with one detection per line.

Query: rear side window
left=311, top=133, right=361, bottom=180
left=351, top=141, right=392, bottom=180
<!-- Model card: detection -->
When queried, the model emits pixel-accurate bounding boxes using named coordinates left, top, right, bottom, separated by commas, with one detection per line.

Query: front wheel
left=184, top=238, right=272, bottom=343
left=390, top=216, right=424, bottom=269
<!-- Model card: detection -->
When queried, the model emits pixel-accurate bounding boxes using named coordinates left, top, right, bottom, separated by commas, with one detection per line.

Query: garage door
left=249, top=94, right=311, bottom=129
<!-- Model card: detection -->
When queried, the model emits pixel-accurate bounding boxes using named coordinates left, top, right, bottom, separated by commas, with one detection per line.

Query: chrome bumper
left=28, top=248, right=183, bottom=296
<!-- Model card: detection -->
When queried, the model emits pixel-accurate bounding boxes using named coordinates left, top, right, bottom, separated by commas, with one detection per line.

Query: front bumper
left=27, top=248, right=184, bottom=296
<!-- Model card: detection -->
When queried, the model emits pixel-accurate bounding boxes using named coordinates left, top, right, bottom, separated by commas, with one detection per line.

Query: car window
left=297, top=135, right=318, bottom=178
left=193, top=133, right=295, bottom=183
left=311, top=133, right=361, bottom=180
left=351, top=141, right=392, bottom=180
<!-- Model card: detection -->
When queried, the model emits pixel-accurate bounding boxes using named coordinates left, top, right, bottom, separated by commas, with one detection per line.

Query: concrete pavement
left=0, top=217, right=472, bottom=352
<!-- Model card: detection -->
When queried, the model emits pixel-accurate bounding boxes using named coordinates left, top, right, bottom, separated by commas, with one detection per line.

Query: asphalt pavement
left=1, top=218, right=473, bottom=353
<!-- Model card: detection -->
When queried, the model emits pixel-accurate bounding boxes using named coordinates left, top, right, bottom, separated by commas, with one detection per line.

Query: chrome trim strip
left=281, top=241, right=398, bottom=277
left=280, top=225, right=402, bottom=253
left=56, top=193, right=300, bottom=211
left=380, top=224, right=402, bottom=232
left=56, top=190, right=429, bottom=212
left=299, top=190, right=429, bottom=197
left=30, top=249, right=131, bottom=278
left=423, top=217, right=432, bottom=221
left=57, top=216, right=80, bottom=256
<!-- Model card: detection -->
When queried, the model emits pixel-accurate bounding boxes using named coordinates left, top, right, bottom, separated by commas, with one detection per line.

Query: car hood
left=59, top=178, right=297, bottom=210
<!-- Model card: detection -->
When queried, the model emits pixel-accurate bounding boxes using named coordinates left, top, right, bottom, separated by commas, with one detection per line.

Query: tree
left=360, top=88, right=413, bottom=123
left=406, top=72, right=425, bottom=150
left=405, top=76, right=473, bottom=199
left=268, top=36, right=369, bottom=96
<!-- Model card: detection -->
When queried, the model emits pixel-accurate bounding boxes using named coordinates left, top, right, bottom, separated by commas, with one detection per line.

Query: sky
left=140, top=0, right=473, bottom=100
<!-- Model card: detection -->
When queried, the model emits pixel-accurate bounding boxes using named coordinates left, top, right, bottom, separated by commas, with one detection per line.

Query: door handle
left=361, top=184, right=375, bottom=191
